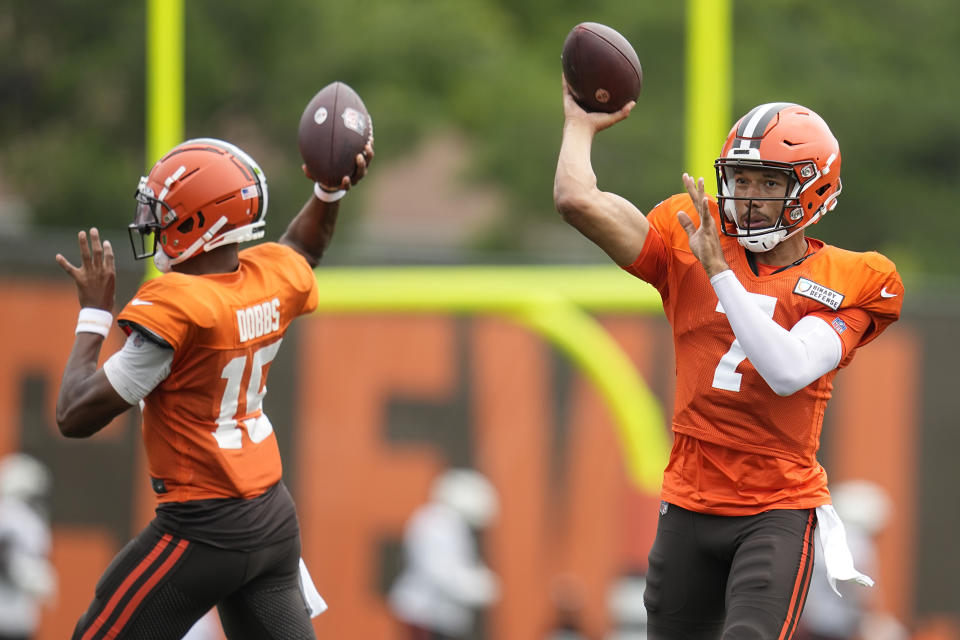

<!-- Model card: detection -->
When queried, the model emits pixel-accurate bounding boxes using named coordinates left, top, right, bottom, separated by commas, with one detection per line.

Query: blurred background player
left=180, top=610, right=223, bottom=640
left=389, top=469, right=500, bottom=640
left=797, top=480, right=907, bottom=640
left=554, top=82, right=903, bottom=638
left=604, top=572, right=648, bottom=640
left=53, top=134, right=371, bottom=638
left=0, top=453, right=56, bottom=640
left=543, top=574, right=588, bottom=640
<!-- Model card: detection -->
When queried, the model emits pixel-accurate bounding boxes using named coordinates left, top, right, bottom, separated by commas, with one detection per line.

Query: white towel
left=815, top=505, right=875, bottom=596
left=299, top=557, right=328, bottom=617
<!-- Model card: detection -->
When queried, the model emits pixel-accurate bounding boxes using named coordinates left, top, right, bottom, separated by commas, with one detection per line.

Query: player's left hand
left=677, top=173, right=729, bottom=278
left=55, top=228, right=116, bottom=311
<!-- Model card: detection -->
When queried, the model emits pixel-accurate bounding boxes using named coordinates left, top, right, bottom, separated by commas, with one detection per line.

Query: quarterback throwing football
left=554, top=80, right=902, bottom=639
left=55, top=136, right=371, bottom=639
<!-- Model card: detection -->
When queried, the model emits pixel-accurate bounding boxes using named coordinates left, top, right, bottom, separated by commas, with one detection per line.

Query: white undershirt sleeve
left=102, top=331, right=174, bottom=405
left=710, top=269, right=843, bottom=396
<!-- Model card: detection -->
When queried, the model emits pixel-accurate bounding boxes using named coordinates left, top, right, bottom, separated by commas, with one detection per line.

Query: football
left=297, top=81, right=373, bottom=189
left=561, top=22, right=642, bottom=113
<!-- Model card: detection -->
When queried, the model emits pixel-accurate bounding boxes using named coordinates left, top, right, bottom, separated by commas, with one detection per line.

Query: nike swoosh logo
left=130, top=298, right=154, bottom=306
left=880, top=287, right=897, bottom=298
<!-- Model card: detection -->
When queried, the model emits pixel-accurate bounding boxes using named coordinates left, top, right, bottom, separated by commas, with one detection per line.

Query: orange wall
left=0, top=281, right=920, bottom=639
left=295, top=315, right=669, bottom=639
left=826, top=326, right=919, bottom=626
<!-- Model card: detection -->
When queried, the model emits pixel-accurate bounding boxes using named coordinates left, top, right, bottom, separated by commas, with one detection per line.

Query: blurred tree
left=733, top=0, right=960, bottom=278
left=1, top=0, right=957, bottom=277
left=0, top=2, right=145, bottom=232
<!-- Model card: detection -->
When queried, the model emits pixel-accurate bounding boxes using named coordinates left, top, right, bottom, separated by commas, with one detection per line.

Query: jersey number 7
left=712, top=293, right=777, bottom=392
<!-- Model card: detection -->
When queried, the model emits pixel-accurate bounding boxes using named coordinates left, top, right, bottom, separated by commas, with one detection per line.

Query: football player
left=55, top=136, right=372, bottom=639
left=554, top=80, right=902, bottom=639
left=388, top=469, right=500, bottom=639
left=0, top=453, right=56, bottom=640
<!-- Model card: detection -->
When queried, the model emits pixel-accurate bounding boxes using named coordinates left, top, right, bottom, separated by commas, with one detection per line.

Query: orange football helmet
left=130, top=138, right=268, bottom=271
left=715, top=103, right=842, bottom=252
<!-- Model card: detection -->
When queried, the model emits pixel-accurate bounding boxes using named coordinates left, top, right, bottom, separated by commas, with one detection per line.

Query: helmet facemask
left=715, top=160, right=806, bottom=253
left=129, top=176, right=175, bottom=261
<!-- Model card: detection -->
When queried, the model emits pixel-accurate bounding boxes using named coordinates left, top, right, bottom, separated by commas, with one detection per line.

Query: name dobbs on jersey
left=237, top=298, right=280, bottom=343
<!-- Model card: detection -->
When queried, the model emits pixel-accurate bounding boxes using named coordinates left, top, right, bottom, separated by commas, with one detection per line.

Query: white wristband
left=76, top=307, right=113, bottom=338
left=313, top=182, right=346, bottom=203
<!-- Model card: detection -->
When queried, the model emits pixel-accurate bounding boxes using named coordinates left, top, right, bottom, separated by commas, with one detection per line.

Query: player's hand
left=349, top=140, right=374, bottom=188
left=55, top=228, right=116, bottom=311
left=677, top=173, right=729, bottom=278
left=301, top=140, right=375, bottom=192
left=561, top=75, right=634, bottom=134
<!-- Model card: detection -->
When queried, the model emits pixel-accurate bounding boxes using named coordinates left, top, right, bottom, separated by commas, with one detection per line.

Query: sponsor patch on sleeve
left=794, top=277, right=845, bottom=311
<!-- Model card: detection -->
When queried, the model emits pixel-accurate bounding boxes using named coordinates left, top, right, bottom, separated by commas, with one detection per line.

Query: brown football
left=561, top=22, right=642, bottom=113
left=297, top=81, right=373, bottom=189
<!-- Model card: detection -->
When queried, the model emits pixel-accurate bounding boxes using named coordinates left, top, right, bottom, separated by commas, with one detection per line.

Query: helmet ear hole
left=176, top=218, right=194, bottom=234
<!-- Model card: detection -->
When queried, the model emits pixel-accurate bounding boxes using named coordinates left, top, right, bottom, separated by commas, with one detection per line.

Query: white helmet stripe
left=734, top=102, right=796, bottom=151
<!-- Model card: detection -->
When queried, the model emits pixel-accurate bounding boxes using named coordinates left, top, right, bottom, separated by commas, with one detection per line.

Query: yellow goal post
left=312, top=265, right=669, bottom=492
left=144, top=0, right=735, bottom=492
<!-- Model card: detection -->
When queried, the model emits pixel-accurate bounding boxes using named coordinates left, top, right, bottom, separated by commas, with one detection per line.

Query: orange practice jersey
left=117, top=242, right=319, bottom=503
left=625, top=194, right=903, bottom=514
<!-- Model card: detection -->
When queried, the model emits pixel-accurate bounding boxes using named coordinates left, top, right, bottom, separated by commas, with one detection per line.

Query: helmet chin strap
left=152, top=216, right=266, bottom=273
left=153, top=250, right=172, bottom=273
left=735, top=217, right=813, bottom=253
left=737, top=227, right=787, bottom=253
left=155, top=216, right=231, bottom=272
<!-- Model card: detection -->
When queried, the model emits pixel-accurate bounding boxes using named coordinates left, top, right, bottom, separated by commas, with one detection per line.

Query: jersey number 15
left=213, top=339, right=283, bottom=449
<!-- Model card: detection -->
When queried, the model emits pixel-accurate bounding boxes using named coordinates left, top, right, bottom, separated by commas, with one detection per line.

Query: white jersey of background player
left=0, top=454, right=56, bottom=639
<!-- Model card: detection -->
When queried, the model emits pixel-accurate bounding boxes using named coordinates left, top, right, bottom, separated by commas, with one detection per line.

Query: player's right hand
left=55, top=228, right=116, bottom=312
left=301, top=140, right=375, bottom=193
left=561, top=75, right=635, bottom=133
